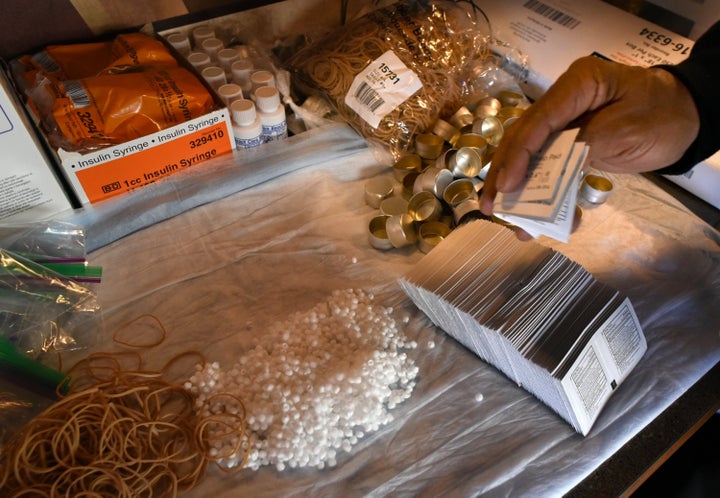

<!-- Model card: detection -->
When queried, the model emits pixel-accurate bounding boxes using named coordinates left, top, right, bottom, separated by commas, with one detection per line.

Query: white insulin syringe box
left=0, top=65, right=75, bottom=222
left=481, top=0, right=720, bottom=209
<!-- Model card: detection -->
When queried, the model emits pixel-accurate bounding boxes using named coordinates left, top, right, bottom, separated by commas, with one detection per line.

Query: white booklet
left=493, top=128, right=588, bottom=242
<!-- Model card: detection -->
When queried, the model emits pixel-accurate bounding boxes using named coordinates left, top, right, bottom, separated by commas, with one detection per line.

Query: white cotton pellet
left=474, top=393, right=484, bottom=402
left=185, top=288, right=418, bottom=472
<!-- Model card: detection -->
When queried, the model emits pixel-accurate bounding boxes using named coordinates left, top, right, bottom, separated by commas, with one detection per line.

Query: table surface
left=49, top=122, right=719, bottom=497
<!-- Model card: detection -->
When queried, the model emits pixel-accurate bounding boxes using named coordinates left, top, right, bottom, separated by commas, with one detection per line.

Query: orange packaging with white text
left=13, top=31, right=235, bottom=204
left=56, top=110, right=233, bottom=204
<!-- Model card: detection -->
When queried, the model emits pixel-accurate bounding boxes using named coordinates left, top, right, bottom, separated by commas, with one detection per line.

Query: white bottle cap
left=217, top=47, right=240, bottom=69
left=186, top=52, right=211, bottom=71
left=201, top=37, right=224, bottom=59
left=192, top=26, right=215, bottom=47
left=201, top=66, right=227, bottom=89
left=254, top=86, right=281, bottom=113
left=231, top=59, right=254, bottom=87
left=217, top=83, right=243, bottom=107
left=231, top=99, right=258, bottom=126
left=250, top=70, right=275, bottom=92
left=165, top=32, right=191, bottom=56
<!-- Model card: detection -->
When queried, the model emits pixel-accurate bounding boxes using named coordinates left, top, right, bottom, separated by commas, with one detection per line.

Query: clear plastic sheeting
left=61, top=122, right=366, bottom=252
left=59, top=123, right=718, bottom=497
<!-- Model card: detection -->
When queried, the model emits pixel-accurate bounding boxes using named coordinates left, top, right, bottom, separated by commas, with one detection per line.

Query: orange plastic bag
left=47, top=66, right=214, bottom=149
left=17, top=33, right=178, bottom=85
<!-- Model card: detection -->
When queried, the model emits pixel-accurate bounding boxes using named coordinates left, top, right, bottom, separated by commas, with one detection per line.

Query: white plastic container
left=186, top=51, right=212, bottom=71
left=250, top=70, right=275, bottom=94
left=201, top=66, right=227, bottom=90
left=231, top=59, right=254, bottom=95
left=191, top=26, right=215, bottom=48
left=201, top=37, right=224, bottom=59
left=254, top=86, right=287, bottom=142
left=217, top=83, right=244, bottom=107
left=165, top=32, right=191, bottom=56
left=217, top=47, right=241, bottom=72
left=231, top=99, right=264, bottom=149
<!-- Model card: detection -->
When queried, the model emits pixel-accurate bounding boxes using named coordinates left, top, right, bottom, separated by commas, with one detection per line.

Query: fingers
left=480, top=56, right=617, bottom=215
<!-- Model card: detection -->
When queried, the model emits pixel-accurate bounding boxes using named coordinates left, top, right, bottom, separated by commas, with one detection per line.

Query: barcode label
left=62, top=81, right=91, bottom=108
left=345, top=50, right=422, bottom=129
left=523, top=0, right=581, bottom=29
left=354, top=82, right=385, bottom=112
left=31, top=51, right=60, bottom=73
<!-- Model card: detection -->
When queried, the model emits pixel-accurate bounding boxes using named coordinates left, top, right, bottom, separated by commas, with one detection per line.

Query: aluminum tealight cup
left=581, top=175, right=613, bottom=204
left=415, top=133, right=445, bottom=159
left=364, top=177, right=395, bottom=208
left=393, top=154, right=422, bottom=181
left=402, top=171, right=420, bottom=199
left=413, top=166, right=454, bottom=198
left=380, top=196, right=409, bottom=216
left=473, top=97, right=502, bottom=118
left=368, top=215, right=393, bottom=250
left=455, top=133, right=488, bottom=153
left=498, top=90, right=524, bottom=107
left=497, top=106, right=524, bottom=124
left=448, top=147, right=483, bottom=178
left=448, top=106, right=474, bottom=130
left=443, top=178, right=477, bottom=207
left=452, top=197, right=482, bottom=224
left=418, top=221, right=452, bottom=253
left=408, top=191, right=443, bottom=222
left=386, top=213, right=418, bottom=248
left=432, top=119, right=461, bottom=147
left=472, top=116, right=504, bottom=146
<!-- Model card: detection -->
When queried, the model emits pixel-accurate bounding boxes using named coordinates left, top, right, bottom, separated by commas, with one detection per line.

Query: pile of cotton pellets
left=185, top=288, right=419, bottom=472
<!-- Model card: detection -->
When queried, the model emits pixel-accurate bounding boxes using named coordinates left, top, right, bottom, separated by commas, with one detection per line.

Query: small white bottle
left=250, top=70, right=276, bottom=95
left=192, top=26, right=215, bottom=48
left=165, top=32, right=191, bottom=56
left=254, top=86, right=288, bottom=142
left=201, top=66, right=227, bottom=90
left=217, top=47, right=240, bottom=73
left=201, top=37, right=224, bottom=60
left=231, top=99, right=263, bottom=150
left=186, top=51, right=212, bottom=71
left=231, top=59, right=254, bottom=95
left=217, top=83, right=243, bottom=107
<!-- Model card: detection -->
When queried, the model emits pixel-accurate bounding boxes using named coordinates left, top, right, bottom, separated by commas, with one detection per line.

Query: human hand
left=480, top=55, right=700, bottom=216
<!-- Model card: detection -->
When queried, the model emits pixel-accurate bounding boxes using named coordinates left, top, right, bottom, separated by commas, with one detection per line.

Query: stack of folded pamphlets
left=493, top=128, right=587, bottom=242
left=398, top=219, right=646, bottom=435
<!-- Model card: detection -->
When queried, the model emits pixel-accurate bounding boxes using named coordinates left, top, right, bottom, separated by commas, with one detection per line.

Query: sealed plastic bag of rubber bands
left=287, top=0, right=492, bottom=161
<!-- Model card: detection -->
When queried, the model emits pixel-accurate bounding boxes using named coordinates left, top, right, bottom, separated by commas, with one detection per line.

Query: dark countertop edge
left=565, top=360, right=720, bottom=497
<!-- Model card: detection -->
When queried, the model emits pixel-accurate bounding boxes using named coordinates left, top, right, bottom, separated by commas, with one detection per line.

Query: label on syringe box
left=57, top=109, right=234, bottom=204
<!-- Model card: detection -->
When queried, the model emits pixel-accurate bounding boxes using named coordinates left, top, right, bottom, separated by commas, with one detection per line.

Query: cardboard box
left=481, top=0, right=720, bottom=210
left=7, top=33, right=235, bottom=205
left=0, top=67, right=75, bottom=222
left=481, top=0, right=694, bottom=100
left=55, top=107, right=233, bottom=204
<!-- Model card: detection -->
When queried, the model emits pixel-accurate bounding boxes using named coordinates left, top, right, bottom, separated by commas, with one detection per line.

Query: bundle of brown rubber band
left=288, top=0, right=491, bottom=159
left=0, top=315, right=247, bottom=497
